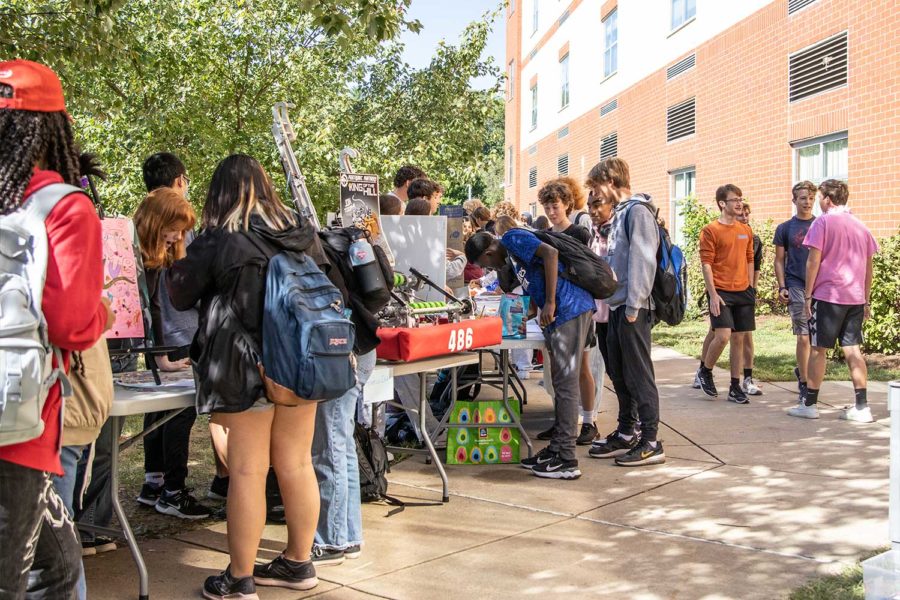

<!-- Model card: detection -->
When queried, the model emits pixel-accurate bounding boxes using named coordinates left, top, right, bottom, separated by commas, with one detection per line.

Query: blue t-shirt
left=773, top=216, right=815, bottom=289
left=500, top=229, right=594, bottom=330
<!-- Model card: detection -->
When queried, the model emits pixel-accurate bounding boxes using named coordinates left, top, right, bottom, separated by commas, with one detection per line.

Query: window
left=528, top=167, right=537, bottom=188
left=529, top=202, right=537, bottom=217
left=671, top=0, right=696, bottom=31
left=557, top=154, right=569, bottom=175
left=507, top=59, right=515, bottom=100
left=559, top=54, right=570, bottom=108
left=509, top=0, right=515, bottom=14
left=507, top=145, right=514, bottom=185
left=603, top=9, right=617, bottom=78
left=532, top=0, right=539, bottom=34
left=789, top=32, right=848, bottom=102
left=530, top=84, right=538, bottom=130
left=794, top=133, right=847, bottom=215
left=600, top=132, right=618, bottom=160
left=666, top=97, right=696, bottom=142
left=670, top=168, right=696, bottom=246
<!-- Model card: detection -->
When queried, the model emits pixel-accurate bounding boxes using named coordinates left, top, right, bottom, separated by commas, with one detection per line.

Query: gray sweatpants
left=544, top=310, right=594, bottom=461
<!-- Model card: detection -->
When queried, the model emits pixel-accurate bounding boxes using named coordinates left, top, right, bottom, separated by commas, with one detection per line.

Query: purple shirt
left=802, top=207, right=879, bottom=305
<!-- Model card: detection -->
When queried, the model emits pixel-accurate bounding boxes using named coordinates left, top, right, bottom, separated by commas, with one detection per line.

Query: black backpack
left=354, top=423, right=402, bottom=505
left=523, top=229, right=617, bottom=299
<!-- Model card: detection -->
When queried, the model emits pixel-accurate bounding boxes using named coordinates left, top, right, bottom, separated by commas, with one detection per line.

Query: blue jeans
left=312, top=350, right=376, bottom=551
left=52, top=445, right=88, bottom=600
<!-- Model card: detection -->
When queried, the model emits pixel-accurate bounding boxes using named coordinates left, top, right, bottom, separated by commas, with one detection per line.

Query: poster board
left=439, top=205, right=465, bottom=290
left=100, top=218, right=146, bottom=339
left=381, top=215, right=447, bottom=302
left=339, top=172, right=393, bottom=262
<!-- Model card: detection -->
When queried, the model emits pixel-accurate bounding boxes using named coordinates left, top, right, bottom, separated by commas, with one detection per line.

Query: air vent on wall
left=666, top=97, right=695, bottom=142
left=528, top=144, right=538, bottom=155
left=667, top=54, right=696, bottom=80
left=788, top=0, right=817, bottom=15
left=600, top=132, right=618, bottom=160
left=558, top=10, right=570, bottom=26
left=557, top=154, right=569, bottom=175
left=528, top=49, right=537, bottom=60
left=600, top=98, right=618, bottom=116
left=528, top=167, right=537, bottom=188
left=789, top=31, right=848, bottom=102
left=557, top=127, right=569, bottom=139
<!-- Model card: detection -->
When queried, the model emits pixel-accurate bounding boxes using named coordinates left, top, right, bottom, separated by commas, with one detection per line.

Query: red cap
left=0, top=60, right=67, bottom=113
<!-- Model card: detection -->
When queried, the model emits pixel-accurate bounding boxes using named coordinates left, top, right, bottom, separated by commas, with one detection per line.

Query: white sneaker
left=742, top=376, right=762, bottom=396
left=787, top=403, right=819, bottom=419
left=840, top=406, right=874, bottom=423
left=514, top=369, right=531, bottom=380
left=692, top=368, right=701, bottom=389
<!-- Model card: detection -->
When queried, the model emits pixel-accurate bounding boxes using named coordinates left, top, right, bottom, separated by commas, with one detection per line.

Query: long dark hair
left=202, top=154, right=295, bottom=232
left=0, top=83, right=81, bottom=215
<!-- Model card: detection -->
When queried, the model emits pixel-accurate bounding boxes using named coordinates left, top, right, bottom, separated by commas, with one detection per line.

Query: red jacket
left=0, top=170, right=107, bottom=475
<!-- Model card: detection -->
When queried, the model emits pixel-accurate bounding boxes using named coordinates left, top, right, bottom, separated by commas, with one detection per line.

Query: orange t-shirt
left=699, top=220, right=754, bottom=291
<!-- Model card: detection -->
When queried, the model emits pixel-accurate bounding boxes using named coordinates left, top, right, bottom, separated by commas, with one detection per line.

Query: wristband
left=779, top=287, right=787, bottom=293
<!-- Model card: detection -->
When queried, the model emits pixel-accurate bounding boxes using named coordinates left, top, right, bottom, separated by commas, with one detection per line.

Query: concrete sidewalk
left=85, top=346, right=892, bottom=599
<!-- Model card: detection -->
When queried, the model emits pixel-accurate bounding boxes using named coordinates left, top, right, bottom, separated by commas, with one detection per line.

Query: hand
left=446, top=248, right=463, bottom=260
left=803, top=298, right=812, bottom=320
left=540, top=301, right=556, bottom=327
left=709, top=293, right=725, bottom=317
left=626, top=314, right=637, bottom=323
left=864, top=304, right=871, bottom=321
left=100, top=297, right=115, bottom=332
left=778, top=288, right=790, bottom=303
left=158, top=356, right=191, bottom=372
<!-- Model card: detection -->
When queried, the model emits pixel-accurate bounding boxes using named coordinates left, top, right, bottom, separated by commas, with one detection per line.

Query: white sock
left=618, top=432, right=633, bottom=441
left=581, top=410, right=593, bottom=424
left=145, top=472, right=164, bottom=486
left=648, top=441, right=658, bottom=448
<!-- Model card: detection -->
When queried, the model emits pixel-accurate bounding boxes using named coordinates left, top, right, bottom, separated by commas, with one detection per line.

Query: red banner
left=376, top=317, right=502, bottom=362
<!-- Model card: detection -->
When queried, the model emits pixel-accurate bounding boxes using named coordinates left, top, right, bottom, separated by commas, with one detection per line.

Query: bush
left=864, top=230, right=900, bottom=355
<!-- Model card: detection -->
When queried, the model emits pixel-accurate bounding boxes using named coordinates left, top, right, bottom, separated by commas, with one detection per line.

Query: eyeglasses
left=726, top=197, right=744, bottom=204
left=182, top=174, right=191, bottom=186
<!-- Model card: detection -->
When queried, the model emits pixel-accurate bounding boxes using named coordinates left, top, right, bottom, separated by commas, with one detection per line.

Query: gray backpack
left=0, top=184, right=77, bottom=447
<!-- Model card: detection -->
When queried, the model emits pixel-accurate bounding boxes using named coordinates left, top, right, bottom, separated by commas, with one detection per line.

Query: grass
left=788, top=548, right=886, bottom=600
left=653, top=315, right=900, bottom=382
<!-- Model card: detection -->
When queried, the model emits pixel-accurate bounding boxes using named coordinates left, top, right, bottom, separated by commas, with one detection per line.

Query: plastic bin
left=863, top=550, right=900, bottom=600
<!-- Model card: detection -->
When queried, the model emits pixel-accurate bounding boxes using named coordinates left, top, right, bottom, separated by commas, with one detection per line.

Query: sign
left=440, top=205, right=465, bottom=290
left=100, top=218, right=145, bottom=339
left=339, top=172, right=392, bottom=262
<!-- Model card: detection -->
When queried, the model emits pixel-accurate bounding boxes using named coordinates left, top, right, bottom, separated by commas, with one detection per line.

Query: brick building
left=504, top=0, right=900, bottom=241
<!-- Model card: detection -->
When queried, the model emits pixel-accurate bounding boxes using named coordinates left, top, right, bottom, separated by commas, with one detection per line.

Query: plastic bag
left=499, top=294, right=529, bottom=339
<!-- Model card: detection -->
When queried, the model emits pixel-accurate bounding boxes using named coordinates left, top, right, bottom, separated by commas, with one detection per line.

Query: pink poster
left=101, top=218, right=145, bottom=339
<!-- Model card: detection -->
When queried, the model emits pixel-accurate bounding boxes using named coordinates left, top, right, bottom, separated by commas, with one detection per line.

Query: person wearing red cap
left=0, top=59, right=113, bottom=598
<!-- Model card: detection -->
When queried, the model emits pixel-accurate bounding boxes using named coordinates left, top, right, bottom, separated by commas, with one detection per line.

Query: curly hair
left=0, top=83, right=81, bottom=215
left=491, top=200, right=520, bottom=222
left=538, top=180, right=574, bottom=215
left=557, top=176, right=587, bottom=211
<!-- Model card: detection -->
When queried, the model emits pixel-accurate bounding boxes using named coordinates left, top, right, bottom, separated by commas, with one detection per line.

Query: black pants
left=0, top=460, right=82, bottom=599
left=143, top=406, right=198, bottom=491
left=606, top=307, right=661, bottom=442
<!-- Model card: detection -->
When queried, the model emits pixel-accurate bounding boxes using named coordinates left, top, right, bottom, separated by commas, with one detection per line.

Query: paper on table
left=526, top=318, right=542, bottom=335
left=114, top=379, right=195, bottom=391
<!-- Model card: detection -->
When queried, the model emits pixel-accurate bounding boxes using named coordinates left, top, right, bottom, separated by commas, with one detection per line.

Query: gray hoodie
left=605, top=194, right=659, bottom=318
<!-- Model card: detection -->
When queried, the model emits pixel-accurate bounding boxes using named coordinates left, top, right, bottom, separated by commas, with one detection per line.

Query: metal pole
left=890, top=381, right=900, bottom=550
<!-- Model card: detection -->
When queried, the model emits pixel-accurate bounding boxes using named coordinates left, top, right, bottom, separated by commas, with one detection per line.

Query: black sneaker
left=136, top=482, right=162, bottom=507
left=576, top=422, right=598, bottom=445
left=155, top=488, right=211, bottom=520
left=520, top=446, right=555, bottom=470
left=266, top=504, right=286, bottom=524
left=536, top=426, right=555, bottom=441
left=698, top=368, right=717, bottom=398
left=615, top=439, right=666, bottom=467
left=588, top=430, right=638, bottom=458
left=208, top=476, right=229, bottom=501
left=253, top=554, right=318, bottom=590
left=531, top=454, right=581, bottom=480
left=344, top=544, right=361, bottom=559
left=81, top=537, right=116, bottom=557
left=727, top=385, right=750, bottom=405
left=203, top=566, right=258, bottom=600
left=310, top=546, right=345, bottom=566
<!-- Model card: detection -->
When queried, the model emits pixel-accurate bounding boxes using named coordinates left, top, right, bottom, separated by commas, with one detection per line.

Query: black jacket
left=167, top=213, right=327, bottom=414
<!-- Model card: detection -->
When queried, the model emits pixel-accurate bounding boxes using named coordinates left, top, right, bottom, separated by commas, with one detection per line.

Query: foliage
left=864, top=230, right=900, bottom=354
left=1, top=0, right=503, bottom=219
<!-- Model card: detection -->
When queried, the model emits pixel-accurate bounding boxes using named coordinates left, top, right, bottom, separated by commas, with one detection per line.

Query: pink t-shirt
left=802, top=207, right=879, bottom=305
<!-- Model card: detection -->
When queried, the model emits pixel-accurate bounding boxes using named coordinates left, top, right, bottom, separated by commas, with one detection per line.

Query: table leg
left=110, top=416, right=150, bottom=600
left=500, top=349, right=533, bottom=458
left=419, top=372, right=449, bottom=503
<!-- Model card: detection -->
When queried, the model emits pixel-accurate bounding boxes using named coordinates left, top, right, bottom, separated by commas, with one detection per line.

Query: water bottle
left=349, top=234, right=389, bottom=307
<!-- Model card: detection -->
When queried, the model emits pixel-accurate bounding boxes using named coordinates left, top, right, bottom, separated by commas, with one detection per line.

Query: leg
left=728, top=332, right=744, bottom=380
left=789, top=287, right=811, bottom=383
left=579, top=351, right=595, bottom=414
left=26, top=478, right=83, bottom=599
left=161, top=406, right=198, bottom=492
left=142, top=410, right=166, bottom=484
left=345, top=352, right=377, bottom=549
left=796, top=335, right=811, bottom=383
left=843, top=345, right=868, bottom=391
left=616, top=309, right=661, bottom=442
left=704, top=328, right=732, bottom=370
left=606, top=309, right=637, bottom=434
left=546, top=312, right=592, bottom=462
left=76, top=418, right=125, bottom=543
left=0, top=460, right=49, bottom=598
left=210, top=422, right=229, bottom=477
left=744, top=332, right=755, bottom=370
left=213, top=408, right=275, bottom=578
left=51, top=445, right=88, bottom=600
left=806, top=347, right=828, bottom=391
left=699, top=328, right=714, bottom=365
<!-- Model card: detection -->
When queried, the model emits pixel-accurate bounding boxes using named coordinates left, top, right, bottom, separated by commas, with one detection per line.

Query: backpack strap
left=25, top=183, right=85, bottom=221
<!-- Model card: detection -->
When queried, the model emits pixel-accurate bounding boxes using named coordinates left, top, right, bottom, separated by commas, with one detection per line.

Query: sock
left=582, top=410, right=593, bottom=424
left=145, top=472, right=164, bottom=487
left=699, top=360, right=704, bottom=370
left=805, top=388, right=819, bottom=407
left=700, top=364, right=712, bottom=374
left=730, top=377, right=740, bottom=389
left=647, top=440, right=658, bottom=448
left=617, top=431, right=633, bottom=441
left=855, top=388, right=867, bottom=410
left=743, top=368, right=752, bottom=379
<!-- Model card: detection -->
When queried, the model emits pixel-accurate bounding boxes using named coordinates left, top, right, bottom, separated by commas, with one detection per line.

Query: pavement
left=85, top=345, right=894, bottom=599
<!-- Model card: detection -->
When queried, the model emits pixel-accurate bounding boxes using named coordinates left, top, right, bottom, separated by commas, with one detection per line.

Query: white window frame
left=671, top=0, right=696, bottom=32
left=507, top=59, right=515, bottom=101
left=530, top=84, right=538, bottom=130
left=531, top=0, right=539, bottom=35
left=791, top=131, right=848, bottom=216
left=670, top=167, right=696, bottom=247
left=603, top=9, right=618, bottom=78
left=559, top=54, right=570, bottom=109
left=507, top=145, right=514, bottom=186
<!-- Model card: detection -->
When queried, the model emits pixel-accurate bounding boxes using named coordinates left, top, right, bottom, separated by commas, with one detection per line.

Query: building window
left=559, top=54, right=570, bottom=109
left=532, top=0, right=539, bottom=34
left=528, top=167, right=537, bottom=188
left=671, top=0, right=696, bottom=31
left=507, top=59, right=515, bottom=100
left=529, top=202, right=537, bottom=217
left=670, top=168, right=696, bottom=247
left=530, top=84, right=538, bottom=130
left=509, top=0, right=515, bottom=14
left=507, top=145, right=514, bottom=185
left=793, top=133, right=847, bottom=216
left=603, top=9, right=617, bottom=78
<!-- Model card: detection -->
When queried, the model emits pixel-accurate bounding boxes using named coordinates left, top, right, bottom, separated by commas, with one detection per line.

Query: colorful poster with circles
left=447, top=399, right=520, bottom=465
left=100, top=218, right=145, bottom=339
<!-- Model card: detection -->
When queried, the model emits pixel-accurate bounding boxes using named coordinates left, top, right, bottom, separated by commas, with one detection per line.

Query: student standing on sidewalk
left=787, top=180, right=879, bottom=422
left=774, top=181, right=817, bottom=404
left=735, top=200, right=764, bottom=396
left=585, top=158, right=665, bottom=467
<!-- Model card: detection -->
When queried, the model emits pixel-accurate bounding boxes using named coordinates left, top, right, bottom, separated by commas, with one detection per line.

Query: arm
left=774, top=245, right=789, bottom=302
left=445, top=248, right=467, bottom=280
left=166, top=232, right=215, bottom=311
left=625, top=206, right=659, bottom=321
left=749, top=261, right=757, bottom=289
left=864, top=255, right=874, bottom=321
left=803, top=247, right=822, bottom=319
left=534, top=243, right=559, bottom=327
left=701, top=263, right=724, bottom=317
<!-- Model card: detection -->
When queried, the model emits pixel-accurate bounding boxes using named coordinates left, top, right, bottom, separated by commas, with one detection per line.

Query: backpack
left=525, top=229, right=617, bottom=299
left=354, top=422, right=403, bottom=505
left=624, top=202, right=687, bottom=326
left=572, top=210, right=592, bottom=231
left=0, top=184, right=76, bottom=447
left=429, top=363, right=482, bottom=419
left=259, top=248, right=357, bottom=402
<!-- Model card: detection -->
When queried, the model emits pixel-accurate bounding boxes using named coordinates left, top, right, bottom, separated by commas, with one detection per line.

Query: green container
left=446, top=400, right=520, bottom=465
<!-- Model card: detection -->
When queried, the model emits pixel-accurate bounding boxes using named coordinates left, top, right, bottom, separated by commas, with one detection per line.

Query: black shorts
left=708, top=288, right=756, bottom=332
left=809, top=299, right=864, bottom=348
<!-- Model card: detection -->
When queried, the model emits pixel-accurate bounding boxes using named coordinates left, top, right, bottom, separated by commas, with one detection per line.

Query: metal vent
left=528, top=49, right=537, bottom=60
left=600, top=98, right=618, bottom=116
left=788, top=0, right=817, bottom=14
left=557, top=154, right=569, bottom=175
left=600, top=132, right=618, bottom=160
left=789, top=32, right=848, bottom=102
left=667, top=54, right=696, bottom=80
left=528, top=167, right=537, bottom=188
left=528, top=144, right=538, bottom=155
left=666, top=97, right=696, bottom=142
left=558, top=9, right=569, bottom=26
left=557, top=127, right=569, bottom=139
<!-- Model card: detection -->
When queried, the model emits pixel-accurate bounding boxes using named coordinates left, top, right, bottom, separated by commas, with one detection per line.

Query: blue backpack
left=626, top=201, right=687, bottom=326
left=261, top=251, right=357, bottom=402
